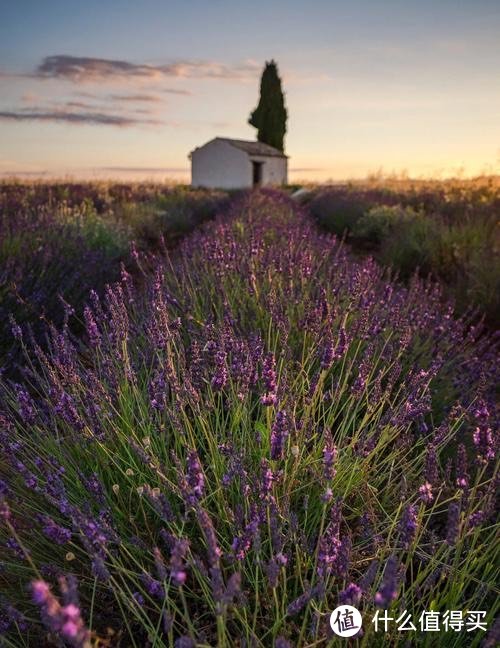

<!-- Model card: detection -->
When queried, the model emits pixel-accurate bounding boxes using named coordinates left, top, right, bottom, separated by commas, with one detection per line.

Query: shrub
left=116, top=188, right=229, bottom=250
left=378, top=216, right=440, bottom=278
left=0, top=191, right=497, bottom=646
left=305, top=179, right=500, bottom=326
left=307, top=188, right=371, bottom=236
left=352, top=205, right=421, bottom=246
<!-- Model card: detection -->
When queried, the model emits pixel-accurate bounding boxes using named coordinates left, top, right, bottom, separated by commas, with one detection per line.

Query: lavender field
left=0, top=189, right=498, bottom=646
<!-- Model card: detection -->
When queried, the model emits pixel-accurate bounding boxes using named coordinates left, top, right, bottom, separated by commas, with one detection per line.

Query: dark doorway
left=252, top=161, right=263, bottom=187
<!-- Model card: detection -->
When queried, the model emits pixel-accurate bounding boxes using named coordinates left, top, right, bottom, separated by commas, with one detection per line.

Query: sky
left=0, top=0, right=499, bottom=181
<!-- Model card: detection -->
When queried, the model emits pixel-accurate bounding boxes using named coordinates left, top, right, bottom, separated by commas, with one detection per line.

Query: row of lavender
left=304, top=178, right=500, bottom=327
left=0, top=190, right=498, bottom=646
left=0, top=182, right=227, bottom=374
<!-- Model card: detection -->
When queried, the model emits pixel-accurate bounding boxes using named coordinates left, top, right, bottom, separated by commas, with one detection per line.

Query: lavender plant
left=0, top=190, right=498, bottom=646
left=306, top=177, right=500, bottom=326
left=0, top=182, right=228, bottom=375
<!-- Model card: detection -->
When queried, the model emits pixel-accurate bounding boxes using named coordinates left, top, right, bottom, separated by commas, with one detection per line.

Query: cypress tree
left=249, top=60, right=287, bottom=152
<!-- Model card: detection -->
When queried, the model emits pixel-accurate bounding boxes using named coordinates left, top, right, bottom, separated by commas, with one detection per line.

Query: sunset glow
left=1, top=0, right=499, bottom=181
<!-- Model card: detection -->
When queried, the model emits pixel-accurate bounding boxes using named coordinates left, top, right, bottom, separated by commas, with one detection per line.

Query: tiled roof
left=216, top=137, right=287, bottom=158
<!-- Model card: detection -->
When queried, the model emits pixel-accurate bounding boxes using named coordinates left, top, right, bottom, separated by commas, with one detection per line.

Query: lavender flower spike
left=375, top=555, right=400, bottom=608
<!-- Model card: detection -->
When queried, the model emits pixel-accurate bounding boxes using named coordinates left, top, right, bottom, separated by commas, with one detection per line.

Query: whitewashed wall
left=257, top=155, right=287, bottom=186
left=191, top=139, right=287, bottom=189
left=191, top=140, right=250, bottom=189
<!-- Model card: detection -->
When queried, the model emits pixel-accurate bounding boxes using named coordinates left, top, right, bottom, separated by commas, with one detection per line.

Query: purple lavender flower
left=261, top=352, right=278, bottom=405
left=79, top=472, right=106, bottom=506
left=424, top=444, right=439, bottom=486
left=339, top=582, right=362, bottom=606
left=187, top=450, right=205, bottom=504
left=351, top=355, right=370, bottom=396
left=262, top=352, right=277, bottom=393
left=259, top=458, right=275, bottom=501
left=418, top=481, right=434, bottom=504
left=334, top=325, right=349, bottom=360
left=287, top=590, right=311, bottom=616
left=91, top=556, right=110, bottom=583
left=468, top=510, right=485, bottom=528
left=149, top=368, right=167, bottom=411
left=337, top=534, right=351, bottom=578
left=6, top=537, right=26, bottom=559
left=197, top=508, right=222, bottom=567
left=83, top=306, right=101, bottom=346
left=270, top=410, right=289, bottom=460
left=222, top=571, right=241, bottom=606
left=175, top=637, right=195, bottom=648
left=321, top=487, right=333, bottom=502
left=398, top=504, right=418, bottom=548
left=231, top=505, right=261, bottom=560
left=133, top=591, right=145, bottom=606
left=375, top=555, right=399, bottom=607
left=170, top=537, right=190, bottom=586
left=31, top=580, right=51, bottom=605
left=0, top=604, right=27, bottom=634
left=473, top=425, right=495, bottom=464
left=211, top=350, right=228, bottom=391
left=275, top=638, right=292, bottom=648
left=471, top=401, right=495, bottom=464
left=9, top=315, right=23, bottom=341
left=210, top=565, right=225, bottom=607
left=482, top=615, right=500, bottom=648
left=445, top=501, right=461, bottom=545
left=76, top=515, right=110, bottom=551
left=153, top=546, right=167, bottom=581
left=317, top=499, right=342, bottom=577
left=261, top=391, right=277, bottom=406
left=42, top=517, right=72, bottom=545
left=54, top=391, right=84, bottom=432
left=14, top=384, right=37, bottom=424
left=265, top=558, right=280, bottom=588
left=141, top=574, right=165, bottom=599
left=322, top=434, right=337, bottom=481
left=320, top=333, right=335, bottom=369
left=31, top=579, right=90, bottom=647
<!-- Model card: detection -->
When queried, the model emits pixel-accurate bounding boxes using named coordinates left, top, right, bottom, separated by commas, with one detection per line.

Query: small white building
left=189, top=137, right=288, bottom=190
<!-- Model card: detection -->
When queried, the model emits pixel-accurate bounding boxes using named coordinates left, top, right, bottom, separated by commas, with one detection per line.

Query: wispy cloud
left=108, top=93, right=162, bottom=102
left=34, top=55, right=259, bottom=82
left=76, top=89, right=191, bottom=100
left=21, top=92, right=39, bottom=104
left=76, top=92, right=163, bottom=102
left=0, top=109, right=161, bottom=127
left=160, top=88, right=192, bottom=96
left=63, top=101, right=100, bottom=110
left=74, top=91, right=163, bottom=103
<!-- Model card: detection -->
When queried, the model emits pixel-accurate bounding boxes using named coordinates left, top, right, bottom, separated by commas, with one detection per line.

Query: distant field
left=0, top=181, right=229, bottom=371
left=303, top=176, right=500, bottom=327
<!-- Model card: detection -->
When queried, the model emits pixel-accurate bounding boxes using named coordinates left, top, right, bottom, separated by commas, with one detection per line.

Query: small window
left=252, top=161, right=263, bottom=187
